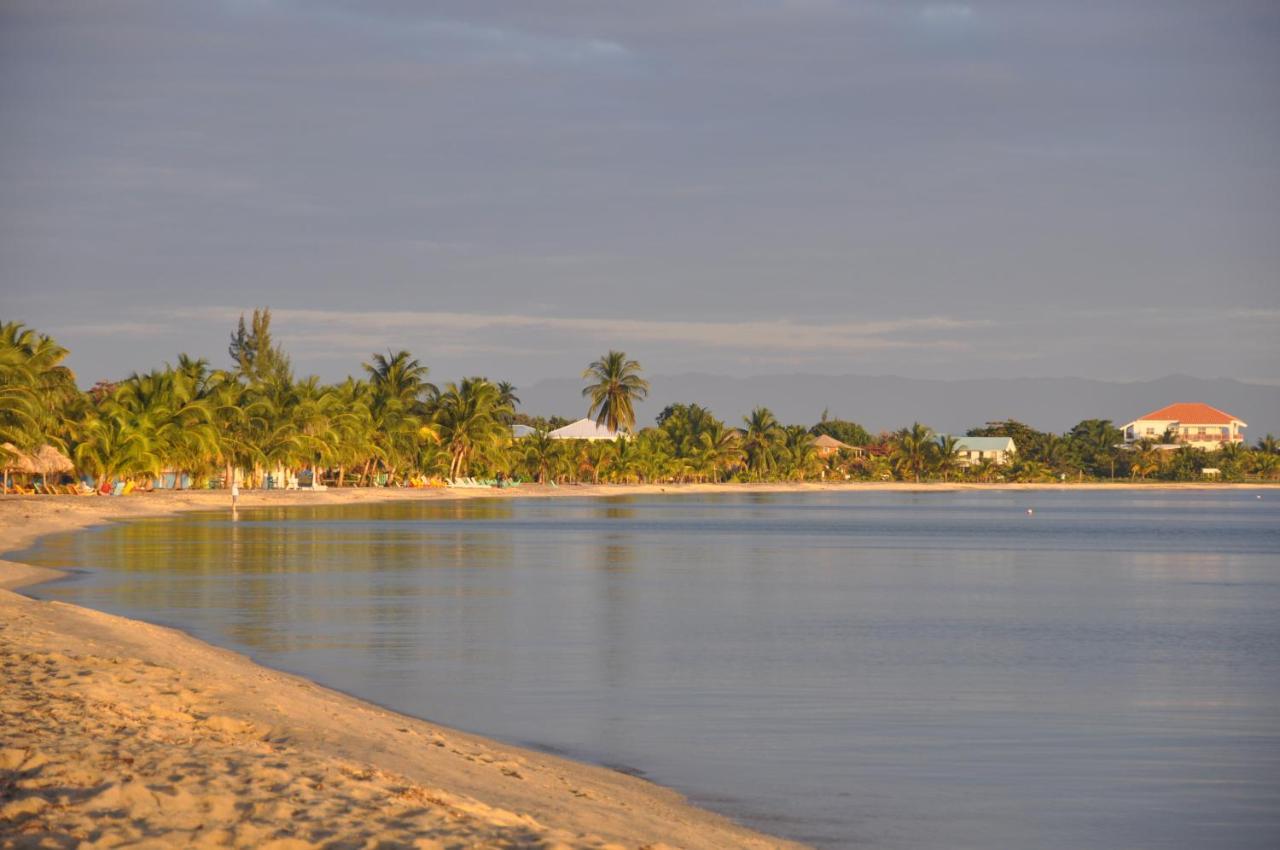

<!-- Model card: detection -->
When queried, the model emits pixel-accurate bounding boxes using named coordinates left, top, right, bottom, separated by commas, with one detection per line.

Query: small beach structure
left=547, top=418, right=622, bottom=441
left=2, top=443, right=75, bottom=491
left=1122, top=403, right=1246, bottom=448
left=944, top=436, right=1016, bottom=466
left=809, top=434, right=865, bottom=458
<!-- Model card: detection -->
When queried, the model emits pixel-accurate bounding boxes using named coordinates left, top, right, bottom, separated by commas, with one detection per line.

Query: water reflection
left=15, top=491, right=1280, bottom=850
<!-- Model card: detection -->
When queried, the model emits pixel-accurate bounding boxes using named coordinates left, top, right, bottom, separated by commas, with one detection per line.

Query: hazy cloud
left=2, top=0, right=1277, bottom=384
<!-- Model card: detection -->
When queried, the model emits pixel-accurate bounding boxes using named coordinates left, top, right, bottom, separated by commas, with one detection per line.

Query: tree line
left=2, top=314, right=1277, bottom=488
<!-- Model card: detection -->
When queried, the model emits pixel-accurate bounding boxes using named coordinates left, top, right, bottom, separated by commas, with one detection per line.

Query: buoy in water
left=1027, top=508, right=1034, bottom=515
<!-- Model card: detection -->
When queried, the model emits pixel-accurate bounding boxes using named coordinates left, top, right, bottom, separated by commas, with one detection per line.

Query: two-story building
left=1121, top=403, right=1246, bottom=449
left=943, top=436, right=1017, bottom=466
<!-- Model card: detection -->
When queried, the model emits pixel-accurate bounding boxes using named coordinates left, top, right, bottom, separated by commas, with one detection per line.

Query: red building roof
left=1134, top=403, right=1242, bottom=425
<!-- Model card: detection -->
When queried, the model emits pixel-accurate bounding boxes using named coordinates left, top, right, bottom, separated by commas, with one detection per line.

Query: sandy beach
left=1, top=482, right=1272, bottom=849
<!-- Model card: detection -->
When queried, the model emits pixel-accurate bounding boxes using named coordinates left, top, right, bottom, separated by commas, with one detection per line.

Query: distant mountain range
left=519, top=373, right=1280, bottom=439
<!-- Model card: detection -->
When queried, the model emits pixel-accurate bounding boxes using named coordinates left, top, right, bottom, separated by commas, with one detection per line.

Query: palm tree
left=0, top=322, right=78, bottom=456
left=496, top=378, right=522, bottom=422
left=972, top=458, right=999, bottom=483
left=582, top=351, right=649, bottom=434
left=1253, top=451, right=1280, bottom=481
left=365, top=350, right=436, bottom=403
left=634, top=430, right=674, bottom=483
left=1011, top=460, right=1055, bottom=483
left=327, top=378, right=377, bottom=486
left=363, top=350, right=435, bottom=479
left=741, top=407, right=784, bottom=479
left=605, top=436, right=641, bottom=483
left=891, top=422, right=935, bottom=482
left=73, top=407, right=158, bottom=486
left=1070, top=418, right=1122, bottom=478
left=934, top=435, right=962, bottom=481
left=1131, top=440, right=1160, bottom=480
left=576, top=439, right=613, bottom=484
left=432, top=378, right=512, bottom=480
left=694, top=422, right=744, bottom=482
left=781, top=425, right=820, bottom=481
left=521, top=430, right=563, bottom=484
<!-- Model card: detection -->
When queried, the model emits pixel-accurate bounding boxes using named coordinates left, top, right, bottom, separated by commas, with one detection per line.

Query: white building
left=943, top=436, right=1017, bottom=466
left=1122, top=403, right=1246, bottom=449
left=547, top=418, right=622, bottom=441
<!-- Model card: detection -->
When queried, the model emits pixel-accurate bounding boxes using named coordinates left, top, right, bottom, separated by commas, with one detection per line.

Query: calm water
left=14, top=491, right=1280, bottom=849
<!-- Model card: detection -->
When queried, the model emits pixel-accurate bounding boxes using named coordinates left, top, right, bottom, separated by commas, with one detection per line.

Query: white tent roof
left=547, top=418, right=621, bottom=441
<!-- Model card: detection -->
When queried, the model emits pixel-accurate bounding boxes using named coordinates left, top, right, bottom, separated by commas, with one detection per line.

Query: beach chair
left=111, top=481, right=125, bottom=496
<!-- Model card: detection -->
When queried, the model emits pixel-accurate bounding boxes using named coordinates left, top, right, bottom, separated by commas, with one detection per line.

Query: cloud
left=59, top=306, right=986, bottom=357
left=917, top=3, right=975, bottom=26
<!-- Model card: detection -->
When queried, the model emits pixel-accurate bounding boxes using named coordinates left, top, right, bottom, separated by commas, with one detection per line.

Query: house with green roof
left=941, top=436, right=1017, bottom=466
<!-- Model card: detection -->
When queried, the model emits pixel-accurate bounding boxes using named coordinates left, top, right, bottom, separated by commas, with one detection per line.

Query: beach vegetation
left=582, top=351, right=649, bottom=434
left=3, top=317, right=1277, bottom=490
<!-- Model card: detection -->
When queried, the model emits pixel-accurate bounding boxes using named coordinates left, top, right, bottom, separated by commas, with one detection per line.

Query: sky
left=2, top=0, right=1278, bottom=388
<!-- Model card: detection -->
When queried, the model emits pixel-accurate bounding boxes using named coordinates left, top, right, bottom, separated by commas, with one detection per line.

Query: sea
left=14, top=490, right=1280, bottom=849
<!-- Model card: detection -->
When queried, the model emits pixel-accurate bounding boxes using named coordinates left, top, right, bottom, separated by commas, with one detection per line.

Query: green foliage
left=810, top=414, right=871, bottom=447
left=0, top=322, right=78, bottom=455
left=228, top=308, right=292, bottom=385
left=741, top=407, right=784, bottom=480
left=890, top=422, right=936, bottom=483
left=5, top=318, right=1275, bottom=489
left=582, top=351, right=649, bottom=433
left=513, top=413, right=570, bottom=431
left=433, top=378, right=513, bottom=479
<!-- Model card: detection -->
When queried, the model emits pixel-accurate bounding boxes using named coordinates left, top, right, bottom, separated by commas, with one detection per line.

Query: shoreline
left=2, top=483, right=1274, bottom=849
left=1, top=487, right=816, bottom=850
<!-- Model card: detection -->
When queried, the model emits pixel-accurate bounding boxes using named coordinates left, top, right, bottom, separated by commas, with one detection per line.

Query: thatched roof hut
left=1, top=443, right=74, bottom=475
left=809, top=434, right=866, bottom=458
